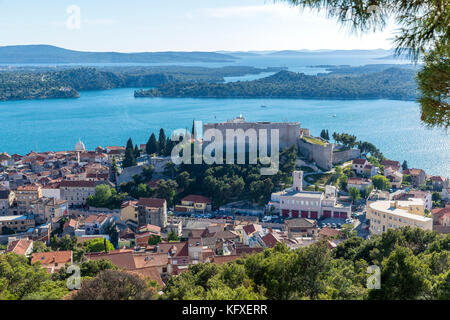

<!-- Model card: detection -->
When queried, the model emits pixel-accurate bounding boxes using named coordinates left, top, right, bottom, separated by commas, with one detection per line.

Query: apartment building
left=366, top=198, right=433, bottom=235
left=16, top=184, right=42, bottom=214
left=31, top=197, right=68, bottom=225
left=59, top=180, right=97, bottom=206
left=0, top=215, right=35, bottom=235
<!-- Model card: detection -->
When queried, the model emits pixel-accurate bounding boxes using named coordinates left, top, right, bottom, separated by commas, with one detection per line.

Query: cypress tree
left=134, top=144, right=140, bottom=158
left=146, top=133, right=158, bottom=155
left=122, top=138, right=136, bottom=168
left=126, top=138, right=133, bottom=151
left=158, top=128, right=166, bottom=156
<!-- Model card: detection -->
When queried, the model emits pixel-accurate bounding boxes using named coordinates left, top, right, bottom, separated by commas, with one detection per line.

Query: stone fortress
left=203, top=115, right=300, bottom=150
left=202, top=115, right=360, bottom=170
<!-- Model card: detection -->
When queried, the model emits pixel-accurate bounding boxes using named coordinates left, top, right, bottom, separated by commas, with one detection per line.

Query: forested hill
left=0, top=68, right=173, bottom=101
left=0, top=45, right=237, bottom=63
left=135, top=67, right=418, bottom=100
left=0, top=66, right=280, bottom=101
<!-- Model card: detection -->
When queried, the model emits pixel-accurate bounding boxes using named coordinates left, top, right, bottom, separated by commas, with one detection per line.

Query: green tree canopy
left=0, top=253, right=68, bottom=300
left=158, top=128, right=167, bottom=155
left=122, top=138, right=137, bottom=168
left=371, top=174, right=391, bottom=190
left=84, top=238, right=115, bottom=253
left=146, top=133, right=158, bottom=155
left=71, top=270, right=157, bottom=300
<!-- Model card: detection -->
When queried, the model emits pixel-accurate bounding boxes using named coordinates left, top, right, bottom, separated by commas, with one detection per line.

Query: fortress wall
left=298, top=139, right=333, bottom=170
left=203, top=122, right=300, bottom=150
left=332, top=148, right=361, bottom=165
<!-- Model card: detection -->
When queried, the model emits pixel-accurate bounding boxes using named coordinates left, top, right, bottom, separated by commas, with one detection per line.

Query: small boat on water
left=260, top=105, right=268, bottom=108
left=332, top=114, right=336, bottom=117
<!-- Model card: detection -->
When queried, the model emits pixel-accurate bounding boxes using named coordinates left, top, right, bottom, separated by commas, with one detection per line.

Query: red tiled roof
left=181, top=194, right=211, bottom=204
left=86, top=251, right=136, bottom=269
left=32, top=251, right=72, bottom=265
left=156, top=242, right=189, bottom=257
left=6, top=239, right=33, bottom=256
left=129, top=267, right=165, bottom=288
left=235, top=246, right=263, bottom=256
left=17, top=184, right=40, bottom=191
left=261, top=233, right=279, bottom=248
left=432, top=207, right=450, bottom=216
left=408, top=168, right=424, bottom=176
left=60, top=180, right=96, bottom=188
left=352, top=158, right=367, bottom=165
left=242, top=224, right=257, bottom=235
left=64, top=219, right=78, bottom=229
left=381, top=160, right=400, bottom=169
left=138, top=224, right=161, bottom=234
left=319, top=227, right=342, bottom=238
left=86, top=173, right=109, bottom=180
left=84, top=214, right=108, bottom=224
left=107, top=146, right=125, bottom=151
left=137, top=198, right=166, bottom=208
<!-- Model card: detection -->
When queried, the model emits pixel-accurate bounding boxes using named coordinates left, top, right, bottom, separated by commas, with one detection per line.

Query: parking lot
left=171, top=210, right=360, bottom=230
left=318, top=217, right=353, bottom=229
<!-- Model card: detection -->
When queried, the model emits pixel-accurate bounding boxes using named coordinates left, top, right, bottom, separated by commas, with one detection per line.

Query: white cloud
left=84, top=19, right=116, bottom=26
left=200, top=3, right=303, bottom=19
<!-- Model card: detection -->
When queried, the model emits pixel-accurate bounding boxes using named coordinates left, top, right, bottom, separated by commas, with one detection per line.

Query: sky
left=0, top=0, right=398, bottom=52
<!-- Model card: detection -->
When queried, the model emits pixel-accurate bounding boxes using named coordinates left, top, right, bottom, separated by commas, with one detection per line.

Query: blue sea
left=0, top=53, right=448, bottom=176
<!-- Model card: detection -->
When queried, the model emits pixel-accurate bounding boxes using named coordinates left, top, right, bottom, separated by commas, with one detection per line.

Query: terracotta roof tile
left=137, top=198, right=166, bottom=208
left=181, top=194, right=211, bottom=204
left=6, top=239, right=33, bottom=256
left=261, top=233, right=279, bottom=248
left=60, top=180, right=96, bottom=188
left=32, top=251, right=72, bottom=265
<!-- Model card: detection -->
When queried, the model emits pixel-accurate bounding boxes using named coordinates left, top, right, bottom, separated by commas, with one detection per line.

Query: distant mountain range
left=0, top=45, right=397, bottom=64
left=0, top=45, right=238, bottom=64
left=264, top=49, right=393, bottom=56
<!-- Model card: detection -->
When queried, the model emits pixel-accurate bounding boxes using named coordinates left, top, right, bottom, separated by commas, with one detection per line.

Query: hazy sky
left=0, top=0, right=397, bottom=52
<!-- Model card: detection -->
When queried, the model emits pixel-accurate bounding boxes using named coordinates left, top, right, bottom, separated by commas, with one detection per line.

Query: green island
left=0, top=66, right=282, bottom=101
left=135, top=66, right=418, bottom=100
